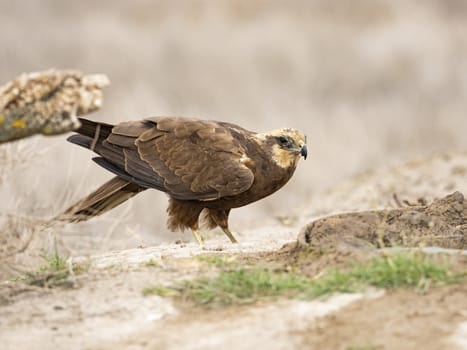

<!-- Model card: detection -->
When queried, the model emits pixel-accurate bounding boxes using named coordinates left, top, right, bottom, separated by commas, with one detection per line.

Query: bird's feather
left=62, top=176, right=145, bottom=221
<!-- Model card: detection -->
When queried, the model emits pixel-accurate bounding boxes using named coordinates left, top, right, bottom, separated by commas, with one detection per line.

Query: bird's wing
left=96, top=117, right=255, bottom=201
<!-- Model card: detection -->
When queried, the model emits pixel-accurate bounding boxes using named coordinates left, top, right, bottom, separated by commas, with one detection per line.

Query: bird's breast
left=204, top=158, right=297, bottom=209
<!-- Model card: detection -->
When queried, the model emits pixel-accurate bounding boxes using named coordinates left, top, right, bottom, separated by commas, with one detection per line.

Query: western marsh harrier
left=63, top=117, right=307, bottom=244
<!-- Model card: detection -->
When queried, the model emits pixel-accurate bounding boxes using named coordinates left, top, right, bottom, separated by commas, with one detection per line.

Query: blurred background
left=1, top=0, right=467, bottom=251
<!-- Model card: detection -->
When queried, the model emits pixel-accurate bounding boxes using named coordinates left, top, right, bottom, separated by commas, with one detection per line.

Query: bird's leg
left=191, top=228, right=205, bottom=245
left=221, top=227, right=238, bottom=243
left=206, top=208, right=239, bottom=243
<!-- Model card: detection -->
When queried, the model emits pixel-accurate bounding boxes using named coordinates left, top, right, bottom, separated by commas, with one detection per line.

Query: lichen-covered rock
left=0, top=69, right=109, bottom=143
left=297, top=191, right=466, bottom=250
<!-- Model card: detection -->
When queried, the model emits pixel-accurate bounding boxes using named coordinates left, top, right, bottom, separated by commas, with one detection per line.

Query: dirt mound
left=296, top=191, right=466, bottom=251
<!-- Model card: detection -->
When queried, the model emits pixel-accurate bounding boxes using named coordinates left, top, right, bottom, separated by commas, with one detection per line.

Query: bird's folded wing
left=97, top=117, right=255, bottom=201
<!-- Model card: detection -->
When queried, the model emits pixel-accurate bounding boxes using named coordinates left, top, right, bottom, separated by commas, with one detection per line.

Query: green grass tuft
left=362, top=253, right=458, bottom=287
left=347, top=345, right=382, bottom=350
left=196, top=255, right=240, bottom=268
left=17, top=253, right=85, bottom=288
left=181, top=269, right=311, bottom=305
left=143, top=253, right=465, bottom=306
left=144, top=259, right=160, bottom=268
left=309, top=253, right=462, bottom=298
left=143, top=268, right=313, bottom=305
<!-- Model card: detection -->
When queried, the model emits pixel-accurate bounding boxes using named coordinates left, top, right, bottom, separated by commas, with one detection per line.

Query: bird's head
left=255, top=128, right=307, bottom=169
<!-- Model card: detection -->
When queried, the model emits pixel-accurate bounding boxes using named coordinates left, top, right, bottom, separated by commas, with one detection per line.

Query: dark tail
left=59, top=176, right=146, bottom=222
left=67, top=118, right=115, bottom=151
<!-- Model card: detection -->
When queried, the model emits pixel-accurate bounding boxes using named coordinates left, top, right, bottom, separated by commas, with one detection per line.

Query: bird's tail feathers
left=59, top=176, right=146, bottom=222
left=75, top=118, right=114, bottom=139
left=67, top=118, right=114, bottom=151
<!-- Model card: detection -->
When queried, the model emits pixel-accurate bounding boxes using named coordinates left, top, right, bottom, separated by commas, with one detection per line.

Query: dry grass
left=0, top=141, right=39, bottom=185
left=0, top=141, right=89, bottom=280
left=0, top=141, right=43, bottom=278
left=1, top=0, right=467, bottom=254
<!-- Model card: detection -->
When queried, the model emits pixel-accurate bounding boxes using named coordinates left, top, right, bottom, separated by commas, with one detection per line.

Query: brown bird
left=63, top=117, right=307, bottom=244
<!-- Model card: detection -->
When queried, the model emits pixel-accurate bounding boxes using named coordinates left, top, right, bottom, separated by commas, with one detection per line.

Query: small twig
left=392, top=193, right=404, bottom=208
left=393, top=193, right=428, bottom=207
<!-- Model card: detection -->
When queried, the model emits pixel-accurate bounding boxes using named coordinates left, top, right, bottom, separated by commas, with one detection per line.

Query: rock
left=297, top=191, right=466, bottom=250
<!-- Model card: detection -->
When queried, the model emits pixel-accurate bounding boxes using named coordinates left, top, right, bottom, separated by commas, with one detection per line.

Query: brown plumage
left=62, top=117, right=307, bottom=244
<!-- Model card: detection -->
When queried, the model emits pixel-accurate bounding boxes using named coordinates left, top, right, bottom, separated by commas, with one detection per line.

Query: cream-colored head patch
left=270, top=143, right=301, bottom=168
left=254, top=128, right=307, bottom=168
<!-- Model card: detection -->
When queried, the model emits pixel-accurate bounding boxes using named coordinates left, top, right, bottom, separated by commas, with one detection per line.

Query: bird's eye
left=278, top=136, right=289, bottom=146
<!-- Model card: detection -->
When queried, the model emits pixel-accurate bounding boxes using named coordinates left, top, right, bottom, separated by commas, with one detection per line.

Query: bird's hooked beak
left=297, top=140, right=307, bottom=160
left=301, top=144, right=308, bottom=160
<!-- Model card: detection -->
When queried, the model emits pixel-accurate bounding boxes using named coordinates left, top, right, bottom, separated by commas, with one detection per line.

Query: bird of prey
left=63, top=117, right=307, bottom=244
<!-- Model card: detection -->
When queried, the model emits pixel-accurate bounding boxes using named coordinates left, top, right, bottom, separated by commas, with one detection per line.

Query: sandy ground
left=1, top=152, right=466, bottom=350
